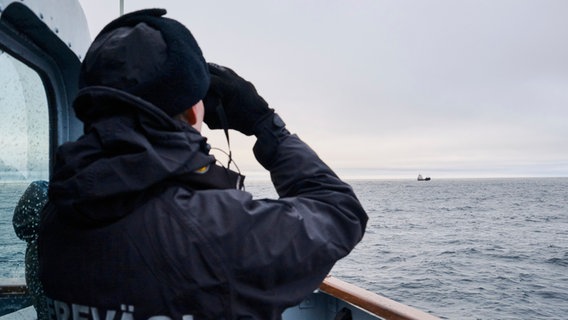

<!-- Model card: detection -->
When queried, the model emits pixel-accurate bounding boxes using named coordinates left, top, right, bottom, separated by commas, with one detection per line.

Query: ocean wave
left=546, top=256, right=568, bottom=267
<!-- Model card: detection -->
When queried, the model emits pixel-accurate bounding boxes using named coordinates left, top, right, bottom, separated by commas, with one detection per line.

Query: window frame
left=0, top=2, right=83, bottom=177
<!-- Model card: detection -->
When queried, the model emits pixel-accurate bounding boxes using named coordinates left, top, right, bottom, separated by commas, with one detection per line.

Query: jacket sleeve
left=221, top=114, right=368, bottom=312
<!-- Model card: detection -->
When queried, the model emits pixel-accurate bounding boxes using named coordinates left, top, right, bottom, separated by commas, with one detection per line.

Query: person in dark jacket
left=39, top=8, right=367, bottom=320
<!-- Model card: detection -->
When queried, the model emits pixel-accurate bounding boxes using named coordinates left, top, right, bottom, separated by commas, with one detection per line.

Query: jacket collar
left=49, top=86, right=242, bottom=225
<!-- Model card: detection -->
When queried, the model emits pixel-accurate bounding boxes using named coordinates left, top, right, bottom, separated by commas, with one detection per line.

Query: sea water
left=0, top=182, right=28, bottom=280
left=1, top=178, right=567, bottom=319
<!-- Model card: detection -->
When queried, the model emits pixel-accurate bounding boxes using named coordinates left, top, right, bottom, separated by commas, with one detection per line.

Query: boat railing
left=320, top=276, right=441, bottom=320
left=1, top=277, right=441, bottom=320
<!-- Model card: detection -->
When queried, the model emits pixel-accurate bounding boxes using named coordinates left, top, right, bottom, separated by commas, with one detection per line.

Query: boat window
left=0, top=49, right=49, bottom=280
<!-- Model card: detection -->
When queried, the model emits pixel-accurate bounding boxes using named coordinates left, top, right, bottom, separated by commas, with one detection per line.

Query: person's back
left=39, top=9, right=367, bottom=320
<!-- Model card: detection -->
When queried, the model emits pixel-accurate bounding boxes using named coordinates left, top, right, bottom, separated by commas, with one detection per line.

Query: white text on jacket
left=45, top=298, right=194, bottom=320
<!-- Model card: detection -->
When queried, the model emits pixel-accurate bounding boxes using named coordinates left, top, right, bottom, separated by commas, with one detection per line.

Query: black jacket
left=39, top=87, right=367, bottom=320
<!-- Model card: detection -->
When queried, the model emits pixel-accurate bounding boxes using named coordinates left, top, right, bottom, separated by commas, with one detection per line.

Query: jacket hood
left=49, top=86, right=215, bottom=225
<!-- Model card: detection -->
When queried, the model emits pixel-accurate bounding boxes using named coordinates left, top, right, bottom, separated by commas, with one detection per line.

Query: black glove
left=204, top=63, right=274, bottom=136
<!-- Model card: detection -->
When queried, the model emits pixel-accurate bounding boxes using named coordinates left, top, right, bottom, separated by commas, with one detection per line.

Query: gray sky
left=78, top=0, right=568, bottom=180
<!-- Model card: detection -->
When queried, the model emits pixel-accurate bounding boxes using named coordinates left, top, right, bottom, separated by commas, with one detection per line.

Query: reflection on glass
left=0, top=53, right=49, bottom=181
left=0, top=52, right=49, bottom=281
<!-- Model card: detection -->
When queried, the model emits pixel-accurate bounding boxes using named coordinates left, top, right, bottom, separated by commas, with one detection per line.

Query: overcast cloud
left=78, top=0, right=568, bottom=179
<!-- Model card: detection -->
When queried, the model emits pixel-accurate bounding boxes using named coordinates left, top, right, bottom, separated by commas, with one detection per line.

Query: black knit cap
left=79, top=9, right=209, bottom=116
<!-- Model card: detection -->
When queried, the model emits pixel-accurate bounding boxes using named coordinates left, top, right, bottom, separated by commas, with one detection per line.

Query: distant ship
left=417, top=174, right=431, bottom=181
